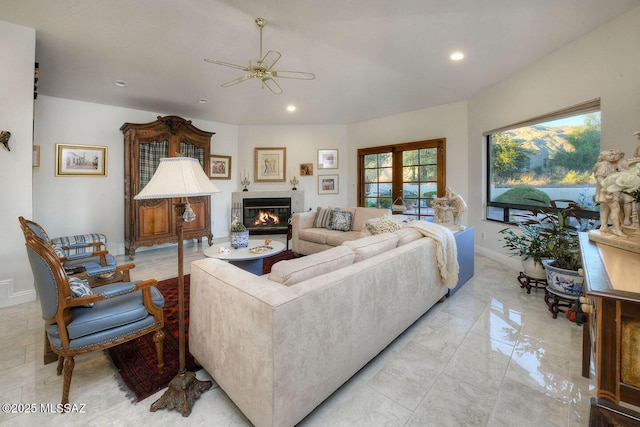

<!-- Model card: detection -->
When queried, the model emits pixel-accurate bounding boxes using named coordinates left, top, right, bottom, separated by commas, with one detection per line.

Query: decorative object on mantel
left=290, top=175, right=299, bottom=190
left=240, top=175, right=251, bottom=191
left=432, top=187, right=467, bottom=230
left=589, top=143, right=640, bottom=254
left=135, top=157, right=220, bottom=416
left=0, top=131, right=11, bottom=151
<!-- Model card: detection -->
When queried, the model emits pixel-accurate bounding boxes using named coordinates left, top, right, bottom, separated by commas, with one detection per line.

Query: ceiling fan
left=204, top=17, right=315, bottom=94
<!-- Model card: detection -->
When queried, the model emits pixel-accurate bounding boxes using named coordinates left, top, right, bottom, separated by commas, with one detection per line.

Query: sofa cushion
left=361, top=215, right=403, bottom=236
left=313, top=207, right=336, bottom=229
left=394, top=227, right=423, bottom=246
left=326, top=230, right=362, bottom=246
left=328, top=210, right=353, bottom=232
left=269, top=246, right=356, bottom=286
left=298, top=228, right=328, bottom=245
left=352, top=208, right=390, bottom=232
left=343, top=233, right=400, bottom=263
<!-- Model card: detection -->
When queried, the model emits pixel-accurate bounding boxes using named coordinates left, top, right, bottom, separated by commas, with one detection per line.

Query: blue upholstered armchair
left=22, top=228, right=165, bottom=408
left=19, top=217, right=118, bottom=277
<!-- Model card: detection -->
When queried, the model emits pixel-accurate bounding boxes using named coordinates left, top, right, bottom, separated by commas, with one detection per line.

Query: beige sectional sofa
left=189, top=228, right=452, bottom=427
left=291, top=206, right=391, bottom=255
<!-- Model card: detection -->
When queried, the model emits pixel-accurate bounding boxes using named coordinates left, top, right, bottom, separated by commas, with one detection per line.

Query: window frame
left=358, top=138, right=446, bottom=220
left=485, top=99, right=601, bottom=225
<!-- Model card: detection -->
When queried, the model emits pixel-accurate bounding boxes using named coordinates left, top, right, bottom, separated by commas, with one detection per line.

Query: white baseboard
left=0, top=279, right=36, bottom=308
left=474, top=245, right=521, bottom=271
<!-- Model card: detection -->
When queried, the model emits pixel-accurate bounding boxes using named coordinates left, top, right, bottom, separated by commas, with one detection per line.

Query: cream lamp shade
left=134, top=157, right=220, bottom=199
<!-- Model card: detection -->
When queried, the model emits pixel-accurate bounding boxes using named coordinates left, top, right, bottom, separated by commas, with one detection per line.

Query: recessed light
left=450, top=52, right=464, bottom=61
left=286, top=105, right=296, bottom=112
left=113, top=80, right=128, bottom=87
left=198, top=98, right=209, bottom=104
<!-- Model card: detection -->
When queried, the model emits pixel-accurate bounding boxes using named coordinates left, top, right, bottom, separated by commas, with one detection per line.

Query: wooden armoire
left=121, top=115, right=215, bottom=259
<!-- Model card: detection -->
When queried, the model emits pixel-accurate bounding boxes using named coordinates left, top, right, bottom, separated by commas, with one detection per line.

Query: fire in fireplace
left=243, top=197, right=291, bottom=234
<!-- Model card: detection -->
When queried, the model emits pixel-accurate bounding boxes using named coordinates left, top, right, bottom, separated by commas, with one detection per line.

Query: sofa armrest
left=291, top=211, right=316, bottom=253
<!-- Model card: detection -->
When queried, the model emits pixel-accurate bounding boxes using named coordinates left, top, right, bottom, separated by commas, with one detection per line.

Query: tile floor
left=0, top=237, right=595, bottom=426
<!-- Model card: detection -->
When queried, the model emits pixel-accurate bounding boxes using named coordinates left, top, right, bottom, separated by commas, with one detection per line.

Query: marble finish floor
left=1, top=238, right=594, bottom=426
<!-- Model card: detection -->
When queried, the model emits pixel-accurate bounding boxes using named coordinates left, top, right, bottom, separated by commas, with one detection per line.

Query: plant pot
left=543, top=260, right=584, bottom=296
left=230, top=230, right=249, bottom=248
left=520, top=257, right=547, bottom=280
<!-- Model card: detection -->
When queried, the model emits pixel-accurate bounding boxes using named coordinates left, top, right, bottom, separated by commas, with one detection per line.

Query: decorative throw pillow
left=361, top=215, right=402, bottom=235
left=328, top=210, right=353, bottom=232
left=52, top=244, right=66, bottom=259
left=68, top=277, right=94, bottom=307
left=313, top=206, right=337, bottom=229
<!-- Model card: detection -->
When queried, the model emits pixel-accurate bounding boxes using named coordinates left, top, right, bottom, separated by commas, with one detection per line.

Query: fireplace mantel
left=232, top=190, right=305, bottom=222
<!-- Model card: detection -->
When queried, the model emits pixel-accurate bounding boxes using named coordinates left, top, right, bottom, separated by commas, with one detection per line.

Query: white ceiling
left=2, top=0, right=639, bottom=125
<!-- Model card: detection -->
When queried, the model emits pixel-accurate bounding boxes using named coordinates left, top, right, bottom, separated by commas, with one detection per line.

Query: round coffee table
left=203, top=239, right=285, bottom=275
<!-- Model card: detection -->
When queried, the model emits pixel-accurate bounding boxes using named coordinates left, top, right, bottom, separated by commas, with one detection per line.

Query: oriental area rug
left=108, top=250, right=297, bottom=402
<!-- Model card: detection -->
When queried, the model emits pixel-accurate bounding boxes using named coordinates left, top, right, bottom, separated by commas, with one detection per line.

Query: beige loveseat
left=291, top=206, right=391, bottom=255
left=189, top=228, right=453, bottom=427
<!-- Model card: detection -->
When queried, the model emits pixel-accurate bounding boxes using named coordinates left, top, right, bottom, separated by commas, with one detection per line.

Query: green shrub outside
left=495, top=186, right=550, bottom=206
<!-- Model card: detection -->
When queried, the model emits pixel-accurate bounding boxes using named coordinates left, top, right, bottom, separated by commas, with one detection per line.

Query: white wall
left=347, top=101, right=469, bottom=204
left=468, top=7, right=640, bottom=266
left=33, top=96, right=239, bottom=255
left=238, top=125, right=349, bottom=210
left=0, top=21, right=36, bottom=307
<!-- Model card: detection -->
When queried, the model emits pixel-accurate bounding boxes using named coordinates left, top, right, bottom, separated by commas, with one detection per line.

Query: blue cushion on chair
left=45, top=282, right=164, bottom=349
left=68, top=277, right=94, bottom=308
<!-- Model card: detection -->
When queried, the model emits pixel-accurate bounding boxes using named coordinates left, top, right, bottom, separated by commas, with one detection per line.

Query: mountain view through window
left=487, top=111, right=601, bottom=223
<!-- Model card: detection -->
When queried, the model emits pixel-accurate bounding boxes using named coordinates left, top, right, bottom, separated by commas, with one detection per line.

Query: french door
left=357, top=138, right=446, bottom=220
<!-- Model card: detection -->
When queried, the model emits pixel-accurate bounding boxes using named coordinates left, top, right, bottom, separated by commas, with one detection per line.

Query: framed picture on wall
left=318, top=174, right=339, bottom=194
left=300, top=163, right=313, bottom=176
left=318, top=149, right=338, bottom=169
left=56, top=144, right=107, bottom=177
left=209, top=154, right=231, bottom=179
left=255, top=147, right=286, bottom=182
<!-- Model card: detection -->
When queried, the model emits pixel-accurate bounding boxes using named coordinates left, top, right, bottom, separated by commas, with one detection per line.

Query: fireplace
left=243, top=197, right=291, bottom=234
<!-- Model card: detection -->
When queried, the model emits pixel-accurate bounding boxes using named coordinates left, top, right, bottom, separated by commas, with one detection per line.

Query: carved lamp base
left=150, top=371, right=212, bottom=417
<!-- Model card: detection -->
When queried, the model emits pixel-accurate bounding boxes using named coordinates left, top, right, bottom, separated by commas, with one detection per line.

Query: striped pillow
left=313, top=207, right=336, bottom=229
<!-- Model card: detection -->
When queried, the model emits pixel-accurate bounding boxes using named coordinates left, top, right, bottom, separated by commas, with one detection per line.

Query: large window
left=486, top=100, right=601, bottom=223
left=358, top=139, right=445, bottom=220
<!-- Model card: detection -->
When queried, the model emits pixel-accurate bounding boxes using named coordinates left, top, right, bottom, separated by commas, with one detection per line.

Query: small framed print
left=318, top=174, right=339, bottom=195
left=300, top=163, right=313, bottom=176
left=318, top=149, right=338, bottom=169
left=255, top=147, right=286, bottom=182
left=210, top=154, right=231, bottom=179
left=56, top=144, right=107, bottom=176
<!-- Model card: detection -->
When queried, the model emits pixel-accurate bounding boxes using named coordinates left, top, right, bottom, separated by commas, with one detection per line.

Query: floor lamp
left=134, top=157, right=220, bottom=417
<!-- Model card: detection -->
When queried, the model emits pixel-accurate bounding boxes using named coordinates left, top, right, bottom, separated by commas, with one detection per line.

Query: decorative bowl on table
left=249, top=246, right=273, bottom=254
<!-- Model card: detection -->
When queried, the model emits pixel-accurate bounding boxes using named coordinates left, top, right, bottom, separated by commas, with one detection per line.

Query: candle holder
left=290, top=176, right=299, bottom=191
left=240, top=176, right=250, bottom=191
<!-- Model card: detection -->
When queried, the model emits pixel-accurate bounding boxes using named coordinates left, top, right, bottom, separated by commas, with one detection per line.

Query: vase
left=520, top=257, right=547, bottom=280
left=230, top=230, right=249, bottom=248
left=543, top=260, right=584, bottom=296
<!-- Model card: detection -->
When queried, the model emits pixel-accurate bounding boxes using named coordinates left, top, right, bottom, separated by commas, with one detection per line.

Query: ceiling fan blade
left=271, top=70, right=316, bottom=80
left=204, top=58, right=251, bottom=71
left=258, top=50, right=281, bottom=70
left=261, top=77, right=282, bottom=94
left=221, top=74, right=254, bottom=88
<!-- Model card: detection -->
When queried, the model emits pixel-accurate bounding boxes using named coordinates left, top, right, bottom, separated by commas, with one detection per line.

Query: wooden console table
left=579, top=232, right=640, bottom=410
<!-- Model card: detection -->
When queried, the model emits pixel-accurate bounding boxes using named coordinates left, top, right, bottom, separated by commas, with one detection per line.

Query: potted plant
left=521, top=200, right=597, bottom=296
left=499, top=223, right=552, bottom=279
left=230, top=214, right=249, bottom=248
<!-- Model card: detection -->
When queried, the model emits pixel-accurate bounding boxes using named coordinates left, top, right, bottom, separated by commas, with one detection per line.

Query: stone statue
left=594, top=149, right=628, bottom=236
left=432, top=187, right=467, bottom=229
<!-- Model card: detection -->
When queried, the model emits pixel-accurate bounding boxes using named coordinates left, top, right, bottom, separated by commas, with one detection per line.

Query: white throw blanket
left=404, top=221, right=459, bottom=288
